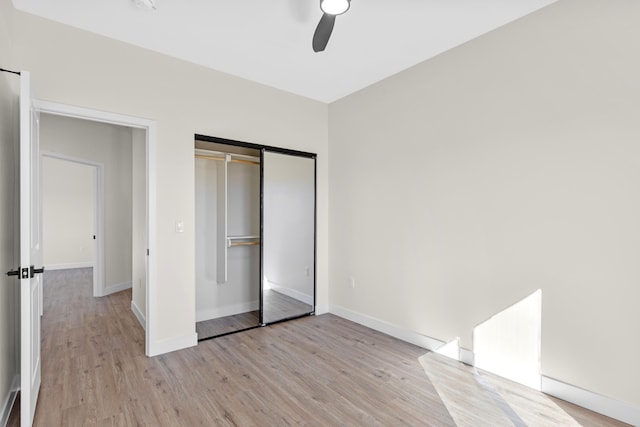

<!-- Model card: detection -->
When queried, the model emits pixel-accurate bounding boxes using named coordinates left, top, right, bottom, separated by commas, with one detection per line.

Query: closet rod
left=231, top=158, right=260, bottom=166
left=195, top=148, right=260, bottom=163
left=194, top=154, right=259, bottom=166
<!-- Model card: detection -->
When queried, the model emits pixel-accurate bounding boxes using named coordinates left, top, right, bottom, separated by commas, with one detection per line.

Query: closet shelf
left=194, top=149, right=260, bottom=165
left=229, top=241, right=260, bottom=247
left=227, top=235, right=260, bottom=248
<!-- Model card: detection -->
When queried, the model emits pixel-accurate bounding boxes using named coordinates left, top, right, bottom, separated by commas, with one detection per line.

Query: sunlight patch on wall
left=473, top=289, right=542, bottom=390
left=435, top=337, right=461, bottom=361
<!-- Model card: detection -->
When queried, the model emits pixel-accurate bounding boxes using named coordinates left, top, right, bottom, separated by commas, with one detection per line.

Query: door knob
left=30, top=265, right=45, bottom=278
left=6, top=268, right=20, bottom=277
left=6, top=267, right=29, bottom=279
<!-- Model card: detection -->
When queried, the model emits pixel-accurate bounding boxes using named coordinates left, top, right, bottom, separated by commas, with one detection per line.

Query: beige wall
left=0, top=0, right=18, bottom=417
left=40, top=114, right=133, bottom=291
left=5, top=1, right=329, bottom=347
left=42, top=156, right=94, bottom=268
left=329, top=0, right=640, bottom=407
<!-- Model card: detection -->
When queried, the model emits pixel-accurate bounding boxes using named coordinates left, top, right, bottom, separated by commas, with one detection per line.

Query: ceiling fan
left=312, top=0, right=351, bottom=52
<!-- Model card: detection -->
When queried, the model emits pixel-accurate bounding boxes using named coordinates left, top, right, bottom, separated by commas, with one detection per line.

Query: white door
left=19, top=70, right=43, bottom=426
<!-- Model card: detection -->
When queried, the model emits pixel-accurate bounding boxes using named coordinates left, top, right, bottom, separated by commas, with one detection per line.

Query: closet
left=195, top=135, right=316, bottom=340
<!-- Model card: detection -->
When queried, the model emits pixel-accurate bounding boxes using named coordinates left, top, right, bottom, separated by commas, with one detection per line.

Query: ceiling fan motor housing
left=320, top=0, right=350, bottom=16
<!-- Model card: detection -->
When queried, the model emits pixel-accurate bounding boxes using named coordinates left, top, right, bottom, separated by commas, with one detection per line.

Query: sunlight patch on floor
left=419, top=351, right=581, bottom=427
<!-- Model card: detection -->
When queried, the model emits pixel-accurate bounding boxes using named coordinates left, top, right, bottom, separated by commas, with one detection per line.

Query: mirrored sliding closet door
left=261, top=150, right=316, bottom=325
left=194, top=135, right=316, bottom=341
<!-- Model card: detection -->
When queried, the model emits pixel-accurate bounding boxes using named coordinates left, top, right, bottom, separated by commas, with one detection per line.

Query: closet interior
left=195, top=136, right=316, bottom=340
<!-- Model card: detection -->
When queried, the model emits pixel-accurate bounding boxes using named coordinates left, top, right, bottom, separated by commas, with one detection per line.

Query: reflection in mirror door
left=261, top=150, right=316, bottom=325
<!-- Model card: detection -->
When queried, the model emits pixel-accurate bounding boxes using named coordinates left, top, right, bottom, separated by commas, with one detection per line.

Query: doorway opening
left=34, top=100, right=157, bottom=356
left=41, top=152, right=103, bottom=297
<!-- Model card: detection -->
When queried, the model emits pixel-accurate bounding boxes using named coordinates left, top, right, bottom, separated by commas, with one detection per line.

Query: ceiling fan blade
left=312, top=13, right=336, bottom=52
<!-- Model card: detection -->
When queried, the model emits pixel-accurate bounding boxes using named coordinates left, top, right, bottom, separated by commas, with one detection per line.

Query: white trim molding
left=330, top=304, right=475, bottom=365
left=459, top=347, right=475, bottom=366
left=329, top=304, right=446, bottom=353
left=45, top=262, right=93, bottom=271
left=100, top=281, right=132, bottom=297
left=0, top=375, right=19, bottom=427
left=542, top=376, right=640, bottom=426
left=314, top=304, right=329, bottom=315
left=131, top=301, right=146, bottom=329
left=148, top=333, right=197, bottom=357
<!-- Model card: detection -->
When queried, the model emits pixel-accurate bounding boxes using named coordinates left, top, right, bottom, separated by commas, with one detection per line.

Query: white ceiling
left=12, top=0, right=557, bottom=103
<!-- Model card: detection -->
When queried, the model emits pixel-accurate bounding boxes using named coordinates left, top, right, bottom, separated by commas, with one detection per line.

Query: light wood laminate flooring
left=7, top=268, right=630, bottom=426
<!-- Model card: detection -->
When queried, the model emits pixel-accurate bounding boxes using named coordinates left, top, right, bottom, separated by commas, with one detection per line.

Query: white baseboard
left=148, top=333, right=198, bottom=357
left=329, top=304, right=637, bottom=426
left=315, top=304, right=329, bottom=315
left=434, top=338, right=460, bottom=359
left=100, top=281, right=132, bottom=297
left=45, top=262, right=93, bottom=271
left=459, top=347, right=475, bottom=366
left=542, top=376, right=640, bottom=426
left=329, top=304, right=446, bottom=352
left=131, top=300, right=146, bottom=330
left=267, top=282, right=314, bottom=306
left=0, top=375, right=19, bottom=427
left=330, top=304, right=475, bottom=365
left=196, top=300, right=259, bottom=323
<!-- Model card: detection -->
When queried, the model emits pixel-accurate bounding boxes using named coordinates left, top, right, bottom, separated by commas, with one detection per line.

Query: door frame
left=35, top=100, right=157, bottom=356
left=40, top=151, right=104, bottom=297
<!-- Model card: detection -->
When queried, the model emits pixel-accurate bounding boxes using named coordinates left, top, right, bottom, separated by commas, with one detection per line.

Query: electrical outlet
left=305, top=267, right=310, bottom=277
left=350, top=277, right=356, bottom=289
